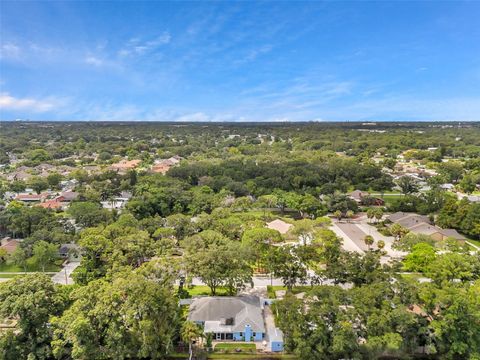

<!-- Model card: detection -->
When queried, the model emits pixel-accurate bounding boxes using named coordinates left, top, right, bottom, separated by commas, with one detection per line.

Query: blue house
left=188, top=296, right=265, bottom=342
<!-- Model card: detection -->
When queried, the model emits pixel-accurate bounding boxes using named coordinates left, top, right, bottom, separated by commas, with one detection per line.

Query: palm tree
left=366, top=208, right=375, bottom=223
left=364, top=235, right=374, bottom=250
left=374, top=208, right=384, bottom=223
left=346, top=210, right=354, bottom=223
left=334, top=210, right=343, bottom=221
left=377, top=240, right=385, bottom=251
left=181, top=321, right=203, bottom=360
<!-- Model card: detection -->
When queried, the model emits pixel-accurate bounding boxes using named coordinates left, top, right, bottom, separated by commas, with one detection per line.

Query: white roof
left=266, top=219, right=292, bottom=234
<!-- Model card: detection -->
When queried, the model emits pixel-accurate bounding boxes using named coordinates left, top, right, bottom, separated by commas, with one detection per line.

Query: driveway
left=51, top=261, right=81, bottom=285
left=330, top=222, right=364, bottom=253
left=353, top=214, right=407, bottom=258
left=333, top=221, right=370, bottom=251
left=264, top=305, right=283, bottom=352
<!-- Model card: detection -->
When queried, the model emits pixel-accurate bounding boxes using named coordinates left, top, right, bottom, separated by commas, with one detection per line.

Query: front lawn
left=214, top=343, right=256, bottom=352
left=184, top=285, right=230, bottom=297
left=0, top=257, right=62, bottom=273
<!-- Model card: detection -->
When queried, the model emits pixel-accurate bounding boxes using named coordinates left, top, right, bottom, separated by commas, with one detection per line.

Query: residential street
left=51, top=261, right=81, bottom=285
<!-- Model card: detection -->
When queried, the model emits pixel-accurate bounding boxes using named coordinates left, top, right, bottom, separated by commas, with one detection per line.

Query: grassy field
left=381, top=194, right=405, bottom=207
left=0, top=257, right=62, bottom=273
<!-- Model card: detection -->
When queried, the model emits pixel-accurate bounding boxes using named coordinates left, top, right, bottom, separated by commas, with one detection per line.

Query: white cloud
left=236, top=44, right=273, bottom=64
left=118, top=32, right=171, bottom=57
left=0, top=43, right=21, bottom=59
left=0, top=92, right=60, bottom=112
left=85, top=56, right=104, bottom=66
left=175, top=112, right=211, bottom=122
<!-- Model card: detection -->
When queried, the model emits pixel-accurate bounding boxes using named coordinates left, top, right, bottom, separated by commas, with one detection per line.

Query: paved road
left=51, top=261, right=80, bottom=285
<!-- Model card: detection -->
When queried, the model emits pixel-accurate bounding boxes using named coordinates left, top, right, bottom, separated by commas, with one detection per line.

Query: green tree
left=47, top=172, right=63, bottom=189
left=426, top=252, right=478, bottom=284
left=68, top=201, right=111, bottom=228
left=396, top=176, right=419, bottom=195
left=268, top=246, right=308, bottom=290
left=364, top=235, right=374, bottom=250
left=9, top=247, right=28, bottom=272
left=403, top=243, right=436, bottom=272
left=28, top=176, right=49, bottom=194
left=181, top=321, right=203, bottom=360
left=32, top=240, right=58, bottom=272
left=390, top=223, right=409, bottom=242
left=377, top=240, right=386, bottom=251
left=0, top=248, right=8, bottom=264
left=186, top=241, right=252, bottom=295
left=0, top=274, right=65, bottom=360
left=51, top=270, right=178, bottom=359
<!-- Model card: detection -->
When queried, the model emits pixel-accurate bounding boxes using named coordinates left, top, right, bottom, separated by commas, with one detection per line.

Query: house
left=349, top=190, right=370, bottom=203
left=440, top=183, right=455, bottom=190
left=37, top=200, right=65, bottom=210
left=349, top=190, right=385, bottom=206
left=457, top=193, right=480, bottom=203
left=266, top=219, right=292, bottom=234
left=386, top=212, right=466, bottom=242
left=151, top=156, right=183, bottom=174
left=100, top=192, right=132, bottom=210
left=15, top=193, right=49, bottom=202
left=151, top=163, right=171, bottom=174
left=0, top=238, right=20, bottom=254
left=58, top=243, right=82, bottom=261
left=109, top=159, right=141, bottom=173
left=6, top=170, right=32, bottom=182
left=188, top=296, right=265, bottom=342
left=55, top=191, right=79, bottom=202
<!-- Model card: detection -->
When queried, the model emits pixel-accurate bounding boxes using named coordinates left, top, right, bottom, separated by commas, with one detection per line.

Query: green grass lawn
left=0, top=257, right=62, bottom=273
left=184, top=285, right=230, bottom=297
left=214, top=343, right=256, bottom=352
left=0, top=273, right=25, bottom=279
left=208, top=355, right=297, bottom=359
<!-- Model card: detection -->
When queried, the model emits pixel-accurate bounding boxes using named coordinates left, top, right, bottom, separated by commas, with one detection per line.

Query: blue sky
left=1, top=1, right=479, bottom=121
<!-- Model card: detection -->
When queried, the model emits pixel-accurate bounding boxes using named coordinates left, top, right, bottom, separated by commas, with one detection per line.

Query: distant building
left=55, top=191, right=79, bottom=202
left=0, top=237, right=21, bottom=254
left=109, top=159, right=141, bottom=173
left=37, top=200, right=65, bottom=210
left=151, top=156, right=183, bottom=174
left=349, top=190, right=385, bottom=206
left=15, top=192, right=50, bottom=202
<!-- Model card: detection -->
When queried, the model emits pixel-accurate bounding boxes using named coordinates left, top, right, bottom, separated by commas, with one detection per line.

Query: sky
left=1, top=1, right=480, bottom=122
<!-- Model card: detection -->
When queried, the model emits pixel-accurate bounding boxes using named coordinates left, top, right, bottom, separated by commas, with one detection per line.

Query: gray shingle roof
left=188, top=296, right=265, bottom=332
